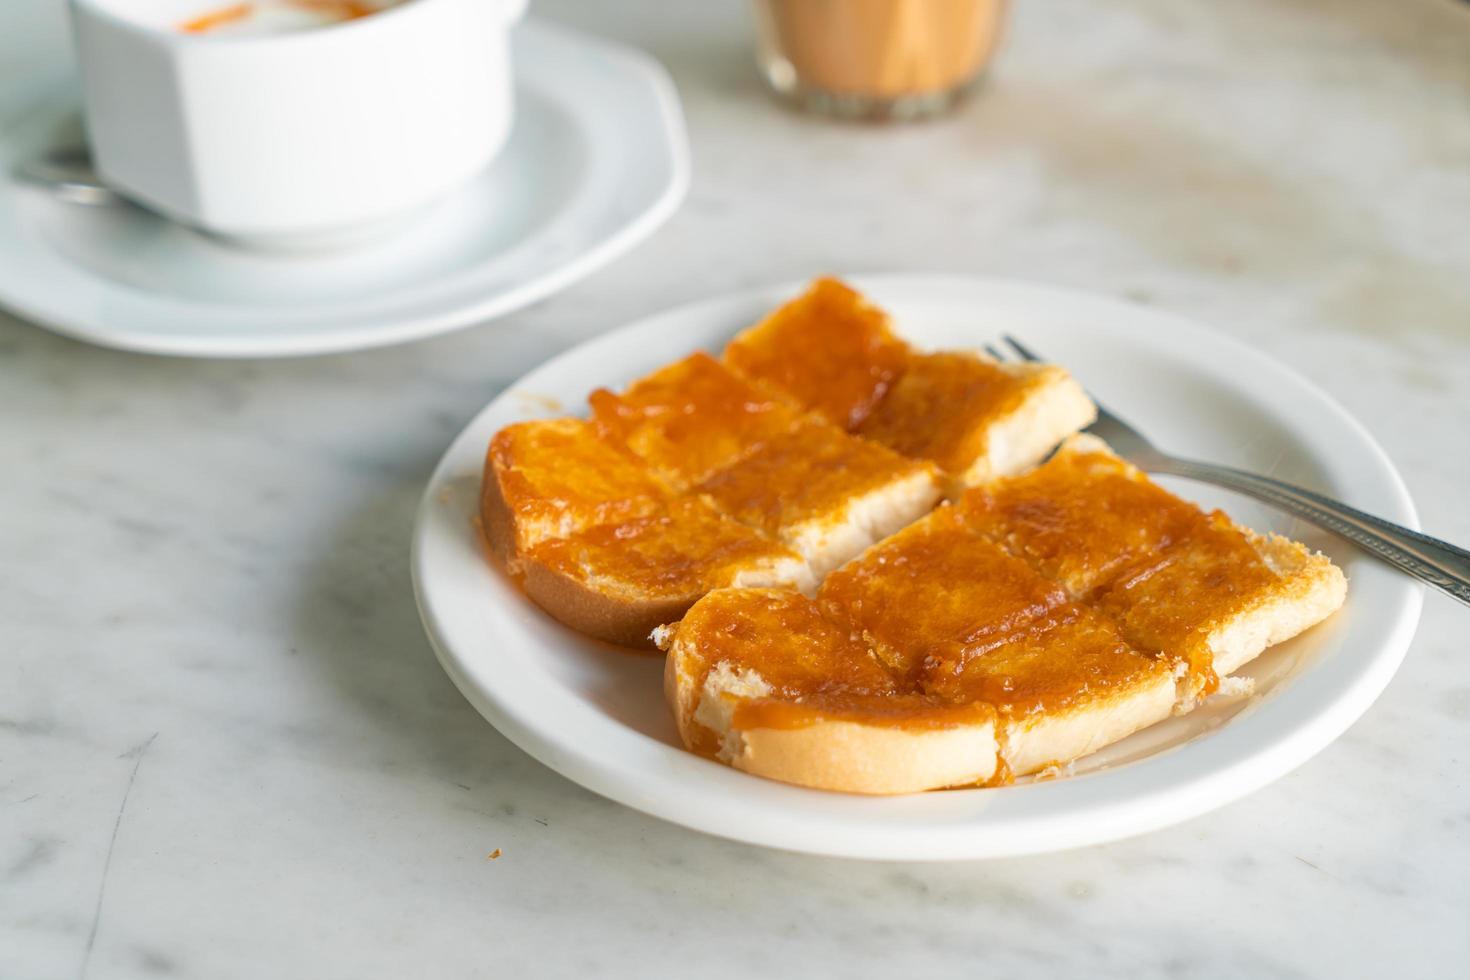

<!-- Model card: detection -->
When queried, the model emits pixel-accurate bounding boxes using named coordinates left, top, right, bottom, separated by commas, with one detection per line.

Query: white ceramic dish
left=71, top=0, right=525, bottom=244
left=411, top=276, right=1423, bottom=860
left=0, top=19, right=687, bottom=357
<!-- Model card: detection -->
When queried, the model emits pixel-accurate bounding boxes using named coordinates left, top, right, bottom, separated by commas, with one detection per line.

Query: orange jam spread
left=590, top=353, right=803, bottom=487
left=722, top=277, right=910, bottom=430
left=918, top=603, right=1171, bottom=717
left=960, top=443, right=1207, bottom=599
left=857, top=351, right=1037, bottom=475
left=488, top=419, right=669, bottom=549
left=529, top=499, right=795, bottom=598
left=1092, top=511, right=1282, bottom=665
left=680, top=589, right=896, bottom=692
left=694, top=419, right=928, bottom=536
left=676, top=589, right=994, bottom=733
left=962, top=441, right=1285, bottom=691
left=817, top=506, right=1066, bottom=679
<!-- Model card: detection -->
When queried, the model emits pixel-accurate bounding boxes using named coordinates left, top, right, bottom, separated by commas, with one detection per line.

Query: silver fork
left=988, top=336, right=1470, bottom=607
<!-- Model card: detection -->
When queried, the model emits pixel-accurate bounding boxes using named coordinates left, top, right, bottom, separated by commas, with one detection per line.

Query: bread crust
left=660, top=617, right=999, bottom=794
left=1001, top=669, right=1177, bottom=776
left=731, top=721, right=998, bottom=795
left=480, top=444, right=521, bottom=567
left=483, top=431, right=689, bottom=647
left=522, top=556, right=696, bottom=649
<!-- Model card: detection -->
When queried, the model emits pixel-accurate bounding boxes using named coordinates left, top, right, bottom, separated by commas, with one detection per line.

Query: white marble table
left=4, top=1, right=1468, bottom=977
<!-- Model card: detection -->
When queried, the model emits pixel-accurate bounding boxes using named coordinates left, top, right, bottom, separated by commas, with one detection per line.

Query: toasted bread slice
left=816, top=505, right=1176, bottom=775
left=521, top=498, right=812, bottom=648
left=659, top=588, right=999, bottom=794
left=1092, top=521, right=1347, bottom=685
left=694, top=418, right=943, bottom=578
left=817, top=505, right=1069, bottom=680
left=722, top=277, right=910, bottom=430
left=961, top=434, right=1347, bottom=697
left=482, top=418, right=670, bottom=563
left=959, top=433, right=1208, bottom=598
left=857, top=351, right=1097, bottom=486
left=918, top=604, right=1177, bottom=776
left=721, top=279, right=1094, bottom=481
left=590, top=352, right=805, bottom=489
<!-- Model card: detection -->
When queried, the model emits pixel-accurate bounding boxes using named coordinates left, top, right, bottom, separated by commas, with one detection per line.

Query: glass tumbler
left=754, top=0, right=1009, bottom=120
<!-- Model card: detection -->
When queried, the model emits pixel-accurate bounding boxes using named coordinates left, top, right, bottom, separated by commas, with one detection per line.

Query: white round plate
left=411, top=276, right=1423, bottom=860
left=0, top=20, right=687, bottom=357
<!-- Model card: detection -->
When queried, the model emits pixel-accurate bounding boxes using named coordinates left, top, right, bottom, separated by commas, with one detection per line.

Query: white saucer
left=0, top=20, right=687, bottom=357
left=411, top=276, right=1423, bottom=860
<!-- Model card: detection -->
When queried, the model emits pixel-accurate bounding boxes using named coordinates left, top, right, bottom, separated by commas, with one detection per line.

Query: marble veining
left=2, top=0, right=1468, bottom=977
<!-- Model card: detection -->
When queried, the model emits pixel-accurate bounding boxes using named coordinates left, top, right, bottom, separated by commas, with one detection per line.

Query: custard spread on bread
left=721, top=277, right=907, bottom=430
left=960, top=435, right=1346, bottom=701
left=482, top=278, right=1345, bottom=793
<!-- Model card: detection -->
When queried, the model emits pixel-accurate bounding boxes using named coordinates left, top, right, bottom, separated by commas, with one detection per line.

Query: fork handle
left=1153, top=456, right=1470, bottom=607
